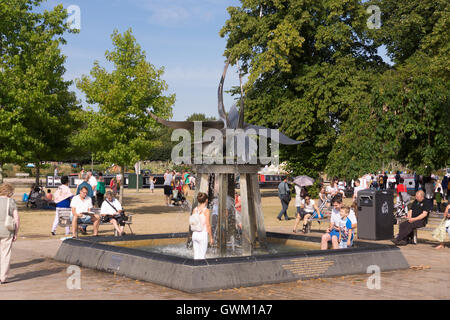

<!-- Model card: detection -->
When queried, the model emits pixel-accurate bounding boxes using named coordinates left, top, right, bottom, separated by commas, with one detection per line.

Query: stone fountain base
left=55, top=232, right=409, bottom=293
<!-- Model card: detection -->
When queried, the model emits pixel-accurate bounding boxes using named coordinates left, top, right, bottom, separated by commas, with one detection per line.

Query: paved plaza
left=1, top=227, right=448, bottom=300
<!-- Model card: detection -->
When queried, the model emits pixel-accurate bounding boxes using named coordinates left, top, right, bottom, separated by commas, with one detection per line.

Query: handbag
left=281, top=194, right=291, bottom=203
left=189, top=210, right=203, bottom=232
left=4, top=198, right=16, bottom=232
left=431, top=217, right=447, bottom=243
left=105, top=200, right=128, bottom=221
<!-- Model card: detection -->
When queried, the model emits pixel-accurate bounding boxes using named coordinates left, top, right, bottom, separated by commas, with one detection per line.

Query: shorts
left=164, top=185, right=172, bottom=196
left=311, top=210, right=323, bottom=219
left=329, top=230, right=340, bottom=239
left=339, top=240, right=348, bottom=249
left=71, top=215, right=92, bottom=224
left=297, top=209, right=316, bottom=219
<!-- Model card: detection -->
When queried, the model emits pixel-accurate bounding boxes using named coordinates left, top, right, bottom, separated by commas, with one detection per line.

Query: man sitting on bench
left=70, top=186, right=100, bottom=237
left=392, top=190, right=429, bottom=246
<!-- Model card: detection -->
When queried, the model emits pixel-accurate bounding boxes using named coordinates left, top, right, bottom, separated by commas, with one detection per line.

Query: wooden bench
left=56, top=208, right=134, bottom=237
left=15, top=172, right=30, bottom=177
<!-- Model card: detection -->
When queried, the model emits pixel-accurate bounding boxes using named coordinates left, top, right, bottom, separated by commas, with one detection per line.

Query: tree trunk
left=0, top=162, right=3, bottom=184
left=35, top=162, right=40, bottom=186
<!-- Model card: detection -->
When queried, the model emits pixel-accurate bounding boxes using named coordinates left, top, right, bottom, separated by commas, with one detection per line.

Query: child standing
left=46, top=189, right=53, bottom=202
left=338, top=207, right=353, bottom=249
left=149, top=176, right=155, bottom=193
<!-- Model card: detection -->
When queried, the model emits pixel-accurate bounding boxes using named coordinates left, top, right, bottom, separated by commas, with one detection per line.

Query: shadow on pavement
left=11, top=258, right=46, bottom=269
left=10, top=267, right=66, bottom=283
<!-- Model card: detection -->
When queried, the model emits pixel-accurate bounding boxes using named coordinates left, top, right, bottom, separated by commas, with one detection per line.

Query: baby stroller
left=27, top=185, right=45, bottom=208
left=171, top=187, right=191, bottom=211
left=318, top=194, right=333, bottom=216
left=393, top=192, right=410, bottom=223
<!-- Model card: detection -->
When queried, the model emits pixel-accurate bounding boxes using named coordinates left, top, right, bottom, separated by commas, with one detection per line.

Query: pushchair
left=27, top=186, right=45, bottom=208
left=318, top=194, right=332, bottom=216
left=27, top=185, right=55, bottom=209
left=171, top=187, right=191, bottom=211
left=393, top=192, right=410, bottom=223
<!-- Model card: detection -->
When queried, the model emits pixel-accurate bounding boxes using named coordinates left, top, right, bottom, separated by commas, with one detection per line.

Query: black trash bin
left=357, top=189, right=394, bottom=240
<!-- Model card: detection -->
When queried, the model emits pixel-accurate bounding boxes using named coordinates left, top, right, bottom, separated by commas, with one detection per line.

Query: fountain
left=55, top=61, right=409, bottom=293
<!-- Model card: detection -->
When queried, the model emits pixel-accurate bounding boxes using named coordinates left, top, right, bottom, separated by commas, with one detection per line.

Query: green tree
left=220, top=0, right=386, bottom=179
left=75, top=29, right=175, bottom=202
left=186, top=113, right=217, bottom=122
left=366, top=0, right=450, bottom=174
left=221, top=0, right=449, bottom=179
left=0, top=0, right=80, bottom=184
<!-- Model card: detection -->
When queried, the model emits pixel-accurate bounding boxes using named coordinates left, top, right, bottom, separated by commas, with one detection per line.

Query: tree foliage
left=221, top=0, right=449, bottom=179
left=0, top=0, right=80, bottom=183
left=74, top=29, right=175, bottom=201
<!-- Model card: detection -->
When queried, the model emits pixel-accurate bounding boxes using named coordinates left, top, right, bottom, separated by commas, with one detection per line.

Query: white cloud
left=128, top=0, right=233, bottom=27
left=149, top=5, right=190, bottom=27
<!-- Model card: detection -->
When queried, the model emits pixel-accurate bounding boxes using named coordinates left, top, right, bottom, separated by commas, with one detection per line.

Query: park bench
left=15, top=172, right=30, bottom=177
left=56, top=207, right=134, bottom=237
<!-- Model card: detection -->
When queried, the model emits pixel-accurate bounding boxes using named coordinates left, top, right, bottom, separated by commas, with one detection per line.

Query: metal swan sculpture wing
left=147, top=60, right=305, bottom=146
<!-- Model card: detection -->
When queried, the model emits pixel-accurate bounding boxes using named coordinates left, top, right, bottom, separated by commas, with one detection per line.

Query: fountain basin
left=55, top=232, right=409, bottom=293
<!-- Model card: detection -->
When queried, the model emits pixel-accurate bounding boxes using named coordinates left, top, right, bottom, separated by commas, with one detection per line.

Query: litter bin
left=357, top=189, right=394, bottom=240
left=128, top=173, right=143, bottom=189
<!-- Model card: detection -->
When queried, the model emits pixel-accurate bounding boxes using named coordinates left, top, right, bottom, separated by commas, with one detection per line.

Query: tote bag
left=4, top=198, right=15, bottom=232
left=431, top=217, right=447, bottom=243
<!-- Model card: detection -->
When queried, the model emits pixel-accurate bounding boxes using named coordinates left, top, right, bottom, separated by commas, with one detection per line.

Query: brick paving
left=0, top=227, right=448, bottom=300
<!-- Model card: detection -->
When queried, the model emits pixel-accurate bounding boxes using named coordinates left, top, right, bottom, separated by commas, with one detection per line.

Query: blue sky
left=41, top=0, right=391, bottom=121
left=41, top=0, right=242, bottom=121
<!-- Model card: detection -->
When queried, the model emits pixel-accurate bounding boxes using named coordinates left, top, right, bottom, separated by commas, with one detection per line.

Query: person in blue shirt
left=338, top=207, right=353, bottom=249
left=76, top=173, right=93, bottom=198
left=442, top=175, right=448, bottom=202
left=51, top=176, right=73, bottom=236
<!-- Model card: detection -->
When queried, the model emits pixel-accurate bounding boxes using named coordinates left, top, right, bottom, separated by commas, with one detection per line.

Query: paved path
left=1, top=228, right=448, bottom=300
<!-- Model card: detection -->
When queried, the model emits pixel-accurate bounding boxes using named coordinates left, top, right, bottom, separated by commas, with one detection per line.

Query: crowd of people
left=49, top=171, right=128, bottom=238
left=0, top=167, right=446, bottom=281
left=276, top=172, right=450, bottom=250
left=163, top=169, right=195, bottom=207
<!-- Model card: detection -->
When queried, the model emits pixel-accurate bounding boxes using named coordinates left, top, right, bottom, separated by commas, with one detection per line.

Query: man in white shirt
left=321, top=196, right=343, bottom=250
left=163, top=170, right=173, bottom=206
left=70, top=186, right=100, bottom=237
left=326, top=181, right=338, bottom=198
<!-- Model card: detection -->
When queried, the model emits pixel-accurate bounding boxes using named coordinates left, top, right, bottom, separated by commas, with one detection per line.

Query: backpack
left=189, top=209, right=203, bottom=232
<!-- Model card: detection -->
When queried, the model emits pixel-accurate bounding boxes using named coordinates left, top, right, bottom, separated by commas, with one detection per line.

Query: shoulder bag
left=105, top=200, right=128, bottom=222
left=4, top=198, right=16, bottom=232
left=431, top=217, right=447, bottom=243
left=189, top=207, right=204, bottom=232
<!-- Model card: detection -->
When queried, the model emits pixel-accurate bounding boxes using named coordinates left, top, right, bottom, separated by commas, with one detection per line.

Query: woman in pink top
left=191, top=192, right=213, bottom=259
